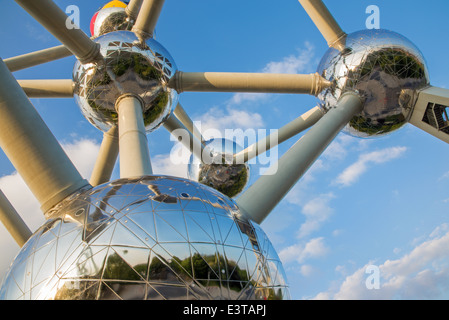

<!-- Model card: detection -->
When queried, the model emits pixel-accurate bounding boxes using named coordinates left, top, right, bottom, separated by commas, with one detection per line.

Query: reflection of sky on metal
left=0, top=176, right=289, bottom=300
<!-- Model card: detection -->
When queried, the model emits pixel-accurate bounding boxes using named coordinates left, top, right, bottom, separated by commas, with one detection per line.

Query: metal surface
left=15, top=0, right=102, bottom=64
left=0, top=190, right=32, bottom=247
left=132, top=0, right=165, bottom=39
left=5, top=44, right=72, bottom=73
left=237, top=93, right=363, bottom=224
left=188, top=139, right=251, bottom=198
left=73, top=30, right=178, bottom=133
left=298, top=0, right=347, bottom=51
left=170, top=72, right=332, bottom=96
left=91, top=6, right=134, bottom=38
left=18, top=79, right=74, bottom=98
left=0, top=176, right=289, bottom=300
left=0, top=58, right=90, bottom=213
left=90, top=126, right=119, bottom=187
left=116, top=94, right=153, bottom=178
left=234, top=106, right=324, bottom=163
left=317, top=29, right=429, bottom=138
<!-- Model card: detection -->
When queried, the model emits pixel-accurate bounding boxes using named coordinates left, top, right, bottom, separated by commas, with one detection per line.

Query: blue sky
left=1, top=0, right=449, bottom=300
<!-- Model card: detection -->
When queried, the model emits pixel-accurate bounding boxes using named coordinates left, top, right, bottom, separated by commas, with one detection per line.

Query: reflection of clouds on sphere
left=188, top=139, right=251, bottom=198
left=73, top=31, right=178, bottom=133
left=0, top=176, right=289, bottom=300
left=317, top=29, right=429, bottom=138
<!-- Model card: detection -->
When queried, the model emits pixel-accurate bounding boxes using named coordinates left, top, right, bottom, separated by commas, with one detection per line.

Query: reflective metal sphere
left=73, top=31, right=178, bottom=133
left=317, top=29, right=430, bottom=137
left=188, top=139, right=251, bottom=198
left=90, top=6, right=134, bottom=38
left=0, top=176, right=289, bottom=300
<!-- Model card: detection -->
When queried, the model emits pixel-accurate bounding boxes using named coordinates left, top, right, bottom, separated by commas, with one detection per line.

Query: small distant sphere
left=317, top=29, right=430, bottom=138
left=0, top=176, right=289, bottom=300
left=73, top=31, right=178, bottom=133
left=90, top=5, right=133, bottom=38
left=188, top=139, right=251, bottom=198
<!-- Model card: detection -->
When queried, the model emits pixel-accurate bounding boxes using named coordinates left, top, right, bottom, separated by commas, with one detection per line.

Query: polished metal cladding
left=188, top=139, right=251, bottom=198
left=0, top=176, right=289, bottom=300
left=73, top=31, right=178, bottom=133
left=91, top=7, right=134, bottom=38
left=317, top=29, right=430, bottom=137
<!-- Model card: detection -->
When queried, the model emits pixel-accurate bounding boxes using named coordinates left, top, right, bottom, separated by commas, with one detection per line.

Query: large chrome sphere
left=73, top=31, right=178, bottom=133
left=317, top=29, right=429, bottom=137
left=0, top=176, right=289, bottom=300
left=188, top=139, right=251, bottom=198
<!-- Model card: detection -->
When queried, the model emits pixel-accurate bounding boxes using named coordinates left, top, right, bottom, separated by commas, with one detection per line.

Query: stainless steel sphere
left=317, top=29, right=430, bottom=137
left=73, top=31, right=178, bottom=133
left=188, top=139, right=251, bottom=198
left=90, top=6, right=134, bottom=38
left=0, top=176, right=289, bottom=300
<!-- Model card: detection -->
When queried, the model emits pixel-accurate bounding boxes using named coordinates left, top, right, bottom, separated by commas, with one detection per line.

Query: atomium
left=73, top=30, right=178, bottom=133
left=188, top=139, right=251, bottom=198
left=0, top=176, right=289, bottom=300
left=317, top=29, right=430, bottom=138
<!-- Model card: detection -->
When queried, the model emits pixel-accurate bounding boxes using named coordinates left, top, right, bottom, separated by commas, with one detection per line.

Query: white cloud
left=262, top=42, right=315, bottom=74
left=229, top=42, right=316, bottom=106
left=334, top=146, right=407, bottom=187
left=313, top=224, right=449, bottom=300
left=151, top=146, right=189, bottom=179
left=279, top=237, right=329, bottom=264
left=196, top=107, right=264, bottom=139
left=297, top=193, right=335, bottom=239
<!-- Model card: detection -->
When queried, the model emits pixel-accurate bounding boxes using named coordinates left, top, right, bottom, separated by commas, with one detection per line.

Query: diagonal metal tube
left=173, top=103, right=205, bottom=143
left=0, top=189, right=32, bottom=247
left=236, top=92, right=363, bottom=224
left=18, top=79, right=74, bottom=98
left=126, top=0, right=144, bottom=20
left=163, top=112, right=207, bottom=161
left=90, top=126, right=119, bottom=187
left=298, top=0, right=347, bottom=51
left=234, top=106, right=324, bottom=164
left=5, top=44, right=72, bottom=72
left=0, top=58, right=90, bottom=213
left=169, top=72, right=332, bottom=96
left=132, top=0, right=166, bottom=39
left=14, top=0, right=102, bottom=64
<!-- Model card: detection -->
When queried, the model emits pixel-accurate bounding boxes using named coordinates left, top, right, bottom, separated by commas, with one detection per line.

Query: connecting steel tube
left=5, top=44, right=72, bottom=72
left=14, top=0, right=101, bottom=64
left=169, top=72, right=332, bottom=96
left=18, top=79, right=74, bottom=98
left=234, top=106, right=324, bottom=164
left=0, top=58, right=90, bottom=213
left=89, top=126, right=119, bottom=187
left=132, top=0, right=165, bottom=38
left=0, top=190, right=32, bottom=247
left=298, top=0, right=347, bottom=51
left=236, top=92, right=363, bottom=224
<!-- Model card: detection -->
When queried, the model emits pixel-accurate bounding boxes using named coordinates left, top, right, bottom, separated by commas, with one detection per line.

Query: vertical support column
left=90, top=126, right=119, bottom=186
left=237, top=92, right=363, bottom=224
left=0, top=58, right=90, bottom=213
left=116, top=94, right=153, bottom=178
left=0, top=190, right=32, bottom=247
